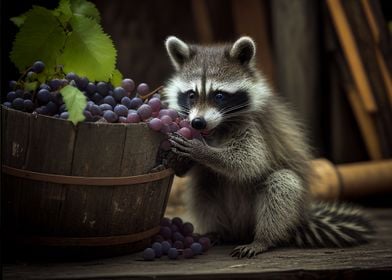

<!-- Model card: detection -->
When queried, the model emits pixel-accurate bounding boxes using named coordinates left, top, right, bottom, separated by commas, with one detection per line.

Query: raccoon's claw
left=230, top=242, right=268, bottom=258
left=169, top=133, right=206, bottom=160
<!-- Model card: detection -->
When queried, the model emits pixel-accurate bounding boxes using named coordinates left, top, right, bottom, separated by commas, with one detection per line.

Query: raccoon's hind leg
left=231, top=169, right=306, bottom=258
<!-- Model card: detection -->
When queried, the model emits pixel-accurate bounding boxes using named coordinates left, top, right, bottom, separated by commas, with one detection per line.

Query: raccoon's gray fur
left=162, top=36, right=373, bottom=258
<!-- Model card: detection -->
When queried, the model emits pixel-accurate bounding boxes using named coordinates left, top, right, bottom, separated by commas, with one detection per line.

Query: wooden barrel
left=1, top=106, right=174, bottom=258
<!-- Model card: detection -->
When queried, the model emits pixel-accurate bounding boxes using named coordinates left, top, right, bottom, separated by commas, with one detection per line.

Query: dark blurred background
left=1, top=0, right=391, bottom=165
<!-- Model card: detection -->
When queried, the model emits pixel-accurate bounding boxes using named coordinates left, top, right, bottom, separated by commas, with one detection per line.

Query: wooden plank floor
left=3, top=208, right=392, bottom=279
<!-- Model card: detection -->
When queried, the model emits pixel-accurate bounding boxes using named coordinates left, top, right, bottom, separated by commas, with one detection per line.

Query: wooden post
left=271, top=0, right=323, bottom=151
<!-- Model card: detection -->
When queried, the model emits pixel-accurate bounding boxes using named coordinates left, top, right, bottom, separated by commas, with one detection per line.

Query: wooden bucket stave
left=1, top=106, right=173, bottom=256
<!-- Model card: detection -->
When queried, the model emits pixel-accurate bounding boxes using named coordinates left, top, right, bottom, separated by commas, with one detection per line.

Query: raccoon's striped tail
left=292, top=202, right=374, bottom=248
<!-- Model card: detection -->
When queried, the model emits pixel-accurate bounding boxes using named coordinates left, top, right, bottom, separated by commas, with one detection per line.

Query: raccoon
left=162, top=36, right=373, bottom=258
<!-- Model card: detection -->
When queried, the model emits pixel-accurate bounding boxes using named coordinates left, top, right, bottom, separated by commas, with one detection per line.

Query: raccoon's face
left=163, top=36, right=271, bottom=133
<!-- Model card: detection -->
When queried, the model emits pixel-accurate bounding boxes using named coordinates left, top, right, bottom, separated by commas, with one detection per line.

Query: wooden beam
left=326, top=0, right=377, bottom=113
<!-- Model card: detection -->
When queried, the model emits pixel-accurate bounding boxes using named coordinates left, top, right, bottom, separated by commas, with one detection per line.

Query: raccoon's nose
left=191, top=117, right=207, bottom=130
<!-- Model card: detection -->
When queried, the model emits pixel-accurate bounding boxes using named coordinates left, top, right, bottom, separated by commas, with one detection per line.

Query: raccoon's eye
left=214, top=92, right=225, bottom=103
left=187, top=90, right=196, bottom=99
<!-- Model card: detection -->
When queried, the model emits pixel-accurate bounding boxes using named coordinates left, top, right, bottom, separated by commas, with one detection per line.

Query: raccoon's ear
left=229, top=36, right=256, bottom=65
left=165, top=36, right=191, bottom=70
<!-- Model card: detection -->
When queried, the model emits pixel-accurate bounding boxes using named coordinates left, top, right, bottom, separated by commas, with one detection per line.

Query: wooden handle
left=309, top=158, right=392, bottom=200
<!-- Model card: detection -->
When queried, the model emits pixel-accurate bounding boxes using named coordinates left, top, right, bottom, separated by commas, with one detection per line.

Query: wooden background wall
left=2, top=0, right=391, bottom=164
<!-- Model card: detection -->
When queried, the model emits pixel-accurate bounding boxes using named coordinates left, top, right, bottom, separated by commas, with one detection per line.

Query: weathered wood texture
left=3, top=208, right=392, bottom=279
left=271, top=0, right=324, bottom=153
left=1, top=107, right=173, bottom=254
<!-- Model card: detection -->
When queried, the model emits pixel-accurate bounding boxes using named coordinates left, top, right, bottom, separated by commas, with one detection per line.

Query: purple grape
left=199, top=237, right=211, bottom=252
left=137, top=83, right=150, bottom=96
left=160, top=125, right=171, bottom=134
left=76, top=77, right=89, bottom=90
left=173, top=240, right=184, bottom=249
left=184, top=236, right=194, bottom=248
left=121, top=96, right=132, bottom=109
left=91, top=92, right=103, bottom=103
left=90, top=104, right=102, bottom=116
left=86, top=82, right=97, bottom=95
left=6, top=92, right=17, bottom=102
left=66, top=72, right=79, bottom=81
left=97, top=82, right=109, bottom=96
left=27, top=71, right=37, bottom=81
left=137, top=104, right=152, bottom=120
left=122, top=78, right=135, bottom=92
left=35, top=105, right=49, bottom=115
left=152, top=242, right=163, bottom=258
left=153, top=235, right=164, bottom=243
left=173, top=232, right=184, bottom=242
left=60, top=112, right=69, bottom=119
left=168, top=248, right=178, bottom=260
left=192, top=233, right=201, bottom=242
left=52, top=93, right=64, bottom=105
left=126, top=112, right=140, bottom=123
left=3, top=102, right=12, bottom=108
left=31, top=61, right=45, bottom=73
left=172, top=217, right=183, bottom=228
left=46, top=101, right=58, bottom=115
left=183, top=248, right=194, bottom=259
left=103, top=95, right=116, bottom=107
left=9, top=80, right=17, bottom=90
left=49, top=79, right=61, bottom=90
left=39, top=83, right=51, bottom=91
left=170, top=224, right=179, bottom=233
left=129, top=97, right=143, bottom=109
left=103, top=110, right=118, bottom=123
left=113, top=87, right=126, bottom=102
left=83, top=110, right=93, bottom=121
left=182, top=222, right=194, bottom=236
left=179, top=120, right=191, bottom=128
left=169, top=122, right=179, bottom=133
left=60, top=79, right=69, bottom=87
left=148, top=98, right=161, bottom=112
left=142, top=248, right=155, bottom=261
left=59, top=104, right=67, bottom=113
left=160, top=226, right=172, bottom=240
left=161, top=241, right=171, bottom=255
left=152, top=111, right=159, bottom=118
left=160, top=217, right=172, bottom=227
left=148, top=118, right=163, bottom=131
left=159, top=109, right=169, bottom=118
left=23, top=99, right=35, bottom=112
left=23, top=91, right=32, bottom=100
left=99, top=103, right=112, bottom=111
left=160, top=115, right=172, bottom=125
left=167, top=109, right=179, bottom=120
left=37, top=89, right=51, bottom=104
left=15, top=89, right=24, bottom=97
left=177, top=127, right=192, bottom=139
left=190, top=242, right=203, bottom=255
left=12, top=98, right=24, bottom=110
left=114, top=104, right=128, bottom=117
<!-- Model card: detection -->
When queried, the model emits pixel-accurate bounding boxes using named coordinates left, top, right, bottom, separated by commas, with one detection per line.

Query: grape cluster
left=142, top=217, right=211, bottom=261
left=2, top=61, right=200, bottom=142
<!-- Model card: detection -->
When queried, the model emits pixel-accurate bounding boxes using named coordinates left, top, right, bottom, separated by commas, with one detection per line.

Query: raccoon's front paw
left=230, top=242, right=269, bottom=258
left=169, top=133, right=206, bottom=160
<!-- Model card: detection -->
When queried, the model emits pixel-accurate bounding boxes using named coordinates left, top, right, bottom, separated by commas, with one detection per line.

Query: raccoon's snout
left=191, top=117, right=207, bottom=130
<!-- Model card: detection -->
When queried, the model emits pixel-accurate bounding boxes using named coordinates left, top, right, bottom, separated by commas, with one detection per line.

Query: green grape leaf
left=10, top=14, right=27, bottom=27
left=24, top=81, right=38, bottom=92
left=54, top=0, right=73, bottom=26
left=59, top=15, right=116, bottom=82
left=70, top=0, right=100, bottom=22
left=60, top=85, right=87, bottom=125
left=10, top=6, right=67, bottom=73
left=110, top=69, right=123, bottom=87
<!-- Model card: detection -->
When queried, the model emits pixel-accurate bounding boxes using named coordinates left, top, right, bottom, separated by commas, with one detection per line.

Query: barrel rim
left=2, top=165, right=174, bottom=186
